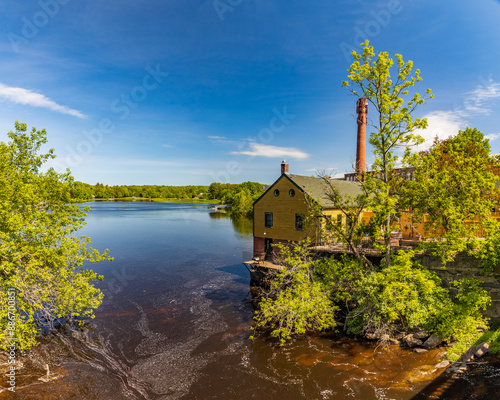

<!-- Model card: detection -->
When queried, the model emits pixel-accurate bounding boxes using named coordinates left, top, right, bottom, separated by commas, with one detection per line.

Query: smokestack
left=356, top=98, right=368, bottom=179
left=281, top=160, right=289, bottom=175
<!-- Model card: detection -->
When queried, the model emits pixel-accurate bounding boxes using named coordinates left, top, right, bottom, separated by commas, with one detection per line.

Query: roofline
left=252, top=173, right=306, bottom=207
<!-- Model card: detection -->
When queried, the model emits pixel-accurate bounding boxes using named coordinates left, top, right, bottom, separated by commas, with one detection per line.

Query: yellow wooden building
left=252, top=161, right=363, bottom=260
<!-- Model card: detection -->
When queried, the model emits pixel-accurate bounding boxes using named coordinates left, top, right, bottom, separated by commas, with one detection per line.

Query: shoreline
left=70, top=197, right=221, bottom=204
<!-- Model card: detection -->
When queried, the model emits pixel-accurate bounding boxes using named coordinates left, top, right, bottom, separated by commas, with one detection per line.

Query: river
left=3, top=202, right=500, bottom=399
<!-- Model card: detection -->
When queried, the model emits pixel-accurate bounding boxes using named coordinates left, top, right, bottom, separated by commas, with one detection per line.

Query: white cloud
left=463, top=80, right=500, bottom=116
left=416, top=111, right=466, bottom=150
left=0, top=83, right=87, bottom=119
left=416, top=79, right=500, bottom=150
left=208, top=135, right=227, bottom=140
left=162, top=144, right=173, bottom=148
left=486, top=133, right=500, bottom=141
left=231, top=143, right=310, bottom=160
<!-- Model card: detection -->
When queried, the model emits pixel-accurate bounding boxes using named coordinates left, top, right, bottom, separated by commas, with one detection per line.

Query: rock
left=413, top=348, right=428, bottom=353
left=413, top=330, right=431, bottom=340
left=365, top=332, right=399, bottom=345
left=404, top=334, right=423, bottom=348
left=423, top=333, right=442, bottom=349
left=461, top=348, right=475, bottom=363
left=448, top=362, right=467, bottom=374
left=435, top=360, right=450, bottom=369
left=473, top=342, right=490, bottom=358
left=380, top=334, right=391, bottom=342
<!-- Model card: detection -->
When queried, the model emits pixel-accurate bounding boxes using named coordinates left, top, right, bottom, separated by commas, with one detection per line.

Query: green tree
left=0, top=122, right=111, bottom=351
left=252, top=240, right=338, bottom=345
left=317, top=178, right=373, bottom=268
left=406, top=128, right=500, bottom=263
left=341, top=40, right=433, bottom=266
left=219, top=182, right=264, bottom=217
left=346, top=251, right=490, bottom=342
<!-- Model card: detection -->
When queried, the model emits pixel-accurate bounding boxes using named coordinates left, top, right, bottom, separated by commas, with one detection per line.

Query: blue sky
left=1, top=0, right=500, bottom=185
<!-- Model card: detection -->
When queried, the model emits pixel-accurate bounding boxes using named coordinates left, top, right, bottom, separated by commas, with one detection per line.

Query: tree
left=406, top=128, right=500, bottom=262
left=317, top=177, right=374, bottom=268
left=251, top=240, right=339, bottom=345
left=217, top=182, right=265, bottom=217
left=0, top=122, right=111, bottom=351
left=252, top=240, right=491, bottom=345
left=341, top=40, right=433, bottom=266
left=346, top=251, right=490, bottom=342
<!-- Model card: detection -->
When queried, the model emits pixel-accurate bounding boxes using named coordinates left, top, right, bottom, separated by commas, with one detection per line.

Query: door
left=264, top=238, right=273, bottom=259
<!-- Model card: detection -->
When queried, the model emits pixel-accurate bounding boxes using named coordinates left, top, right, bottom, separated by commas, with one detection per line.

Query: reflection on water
left=209, top=211, right=253, bottom=237
left=3, top=202, right=499, bottom=399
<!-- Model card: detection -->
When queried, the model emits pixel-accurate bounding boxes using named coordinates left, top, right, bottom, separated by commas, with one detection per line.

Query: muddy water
left=2, top=202, right=496, bottom=399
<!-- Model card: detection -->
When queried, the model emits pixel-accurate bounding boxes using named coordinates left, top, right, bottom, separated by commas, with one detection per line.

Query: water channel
left=4, top=202, right=500, bottom=399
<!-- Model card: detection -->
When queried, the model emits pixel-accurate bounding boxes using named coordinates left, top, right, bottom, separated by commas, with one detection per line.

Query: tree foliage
left=406, top=128, right=500, bottom=263
left=341, top=40, right=433, bottom=265
left=218, top=181, right=264, bottom=217
left=252, top=240, right=338, bottom=345
left=315, top=178, right=374, bottom=268
left=347, top=251, right=447, bottom=337
left=253, top=242, right=490, bottom=346
left=70, top=181, right=210, bottom=201
left=0, top=122, right=111, bottom=351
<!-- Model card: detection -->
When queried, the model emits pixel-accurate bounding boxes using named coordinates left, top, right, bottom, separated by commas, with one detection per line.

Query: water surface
left=4, top=202, right=496, bottom=399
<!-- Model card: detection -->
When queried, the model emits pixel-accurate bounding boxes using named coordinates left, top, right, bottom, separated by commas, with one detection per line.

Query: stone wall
left=416, top=253, right=500, bottom=321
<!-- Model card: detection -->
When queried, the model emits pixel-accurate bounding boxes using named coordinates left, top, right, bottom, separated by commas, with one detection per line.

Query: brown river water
left=2, top=202, right=500, bottom=399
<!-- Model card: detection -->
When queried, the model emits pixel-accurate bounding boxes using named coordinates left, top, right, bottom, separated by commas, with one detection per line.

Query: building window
left=274, top=189, right=280, bottom=197
left=265, top=212, right=273, bottom=228
left=295, top=213, right=305, bottom=230
left=337, top=214, right=342, bottom=225
left=289, top=189, right=295, bottom=197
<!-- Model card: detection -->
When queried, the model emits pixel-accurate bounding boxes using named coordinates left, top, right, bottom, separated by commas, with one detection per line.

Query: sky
left=1, top=0, right=500, bottom=186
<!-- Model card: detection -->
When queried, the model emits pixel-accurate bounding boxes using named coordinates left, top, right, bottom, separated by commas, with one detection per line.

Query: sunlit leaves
left=342, top=41, right=433, bottom=265
left=252, top=240, right=339, bottom=345
left=345, top=251, right=490, bottom=343
left=407, top=128, right=500, bottom=263
left=0, top=122, right=111, bottom=352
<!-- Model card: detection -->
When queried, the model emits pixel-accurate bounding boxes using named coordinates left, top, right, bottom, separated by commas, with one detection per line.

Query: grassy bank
left=447, top=326, right=500, bottom=361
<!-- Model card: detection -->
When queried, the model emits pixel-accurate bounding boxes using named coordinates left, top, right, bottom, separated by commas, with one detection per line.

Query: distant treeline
left=70, top=181, right=266, bottom=216
left=70, top=181, right=210, bottom=200
left=208, top=181, right=266, bottom=217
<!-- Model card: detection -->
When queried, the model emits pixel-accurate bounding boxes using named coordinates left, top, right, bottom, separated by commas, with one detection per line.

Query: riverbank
left=71, top=197, right=221, bottom=204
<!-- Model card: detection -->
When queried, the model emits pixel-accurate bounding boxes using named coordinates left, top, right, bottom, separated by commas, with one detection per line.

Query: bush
left=435, top=278, right=490, bottom=343
left=346, top=251, right=450, bottom=337
left=252, top=241, right=338, bottom=345
left=253, top=245, right=492, bottom=349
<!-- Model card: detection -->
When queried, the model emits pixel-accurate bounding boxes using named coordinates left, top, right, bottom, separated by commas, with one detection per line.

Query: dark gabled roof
left=286, top=174, right=363, bottom=208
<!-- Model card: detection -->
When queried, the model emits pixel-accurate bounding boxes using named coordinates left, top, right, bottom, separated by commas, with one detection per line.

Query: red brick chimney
left=356, top=98, right=368, bottom=179
left=281, top=160, right=289, bottom=174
